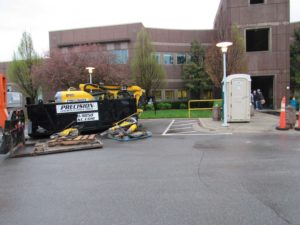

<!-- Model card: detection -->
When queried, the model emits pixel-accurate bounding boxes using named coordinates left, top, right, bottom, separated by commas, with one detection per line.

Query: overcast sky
left=1, top=0, right=300, bottom=62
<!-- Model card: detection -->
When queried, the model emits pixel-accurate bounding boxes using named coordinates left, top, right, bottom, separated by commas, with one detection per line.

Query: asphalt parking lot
left=1, top=118, right=300, bottom=225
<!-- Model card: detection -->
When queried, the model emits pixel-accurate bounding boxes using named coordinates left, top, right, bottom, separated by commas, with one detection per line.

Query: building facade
left=49, top=23, right=216, bottom=102
left=1, top=0, right=300, bottom=108
left=214, top=0, right=295, bottom=108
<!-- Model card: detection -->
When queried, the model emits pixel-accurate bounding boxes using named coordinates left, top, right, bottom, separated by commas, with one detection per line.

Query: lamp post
left=86, top=67, right=95, bottom=84
left=216, top=42, right=232, bottom=127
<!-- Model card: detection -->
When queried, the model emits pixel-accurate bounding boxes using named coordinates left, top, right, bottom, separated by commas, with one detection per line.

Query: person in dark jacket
left=256, top=89, right=264, bottom=110
left=290, top=96, right=299, bottom=110
left=251, top=90, right=257, bottom=109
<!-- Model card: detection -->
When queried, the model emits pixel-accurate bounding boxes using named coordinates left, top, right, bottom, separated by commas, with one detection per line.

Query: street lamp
left=86, top=67, right=95, bottom=84
left=286, top=86, right=290, bottom=100
left=216, top=41, right=232, bottom=127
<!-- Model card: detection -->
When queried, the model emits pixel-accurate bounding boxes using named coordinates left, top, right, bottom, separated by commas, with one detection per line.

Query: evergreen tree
left=182, top=41, right=213, bottom=99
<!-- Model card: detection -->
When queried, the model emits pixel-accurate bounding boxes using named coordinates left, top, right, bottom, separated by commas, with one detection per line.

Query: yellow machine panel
left=55, top=90, right=94, bottom=103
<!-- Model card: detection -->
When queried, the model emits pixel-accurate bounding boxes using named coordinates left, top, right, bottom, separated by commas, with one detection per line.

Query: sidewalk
left=197, top=111, right=299, bottom=134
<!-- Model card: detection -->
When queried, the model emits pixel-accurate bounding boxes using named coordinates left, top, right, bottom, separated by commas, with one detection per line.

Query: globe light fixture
left=86, top=67, right=95, bottom=84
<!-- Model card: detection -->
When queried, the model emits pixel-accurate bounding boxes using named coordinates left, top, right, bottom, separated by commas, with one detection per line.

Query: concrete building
left=214, top=0, right=298, bottom=108
left=1, top=0, right=300, bottom=108
left=49, top=23, right=215, bottom=102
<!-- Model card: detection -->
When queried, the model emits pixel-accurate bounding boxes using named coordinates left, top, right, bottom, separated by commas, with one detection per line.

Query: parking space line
left=172, top=123, right=195, bottom=127
left=162, top=119, right=233, bottom=136
left=174, top=130, right=199, bottom=133
left=173, top=120, right=197, bottom=124
left=162, top=119, right=175, bottom=135
left=163, top=132, right=232, bottom=136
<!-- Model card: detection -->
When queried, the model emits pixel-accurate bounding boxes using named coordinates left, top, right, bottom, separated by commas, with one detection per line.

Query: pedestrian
left=252, top=90, right=257, bottom=109
left=289, top=96, right=299, bottom=110
left=256, top=89, right=265, bottom=110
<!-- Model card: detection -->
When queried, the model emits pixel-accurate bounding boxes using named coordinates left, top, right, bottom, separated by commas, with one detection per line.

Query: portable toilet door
left=226, top=74, right=251, bottom=122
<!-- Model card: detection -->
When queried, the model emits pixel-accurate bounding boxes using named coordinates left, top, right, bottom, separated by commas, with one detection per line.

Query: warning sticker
left=77, top=112, right=99, bottom=122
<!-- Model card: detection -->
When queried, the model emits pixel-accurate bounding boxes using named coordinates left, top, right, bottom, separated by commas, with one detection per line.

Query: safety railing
left=188, top=99, right=222, bottom=118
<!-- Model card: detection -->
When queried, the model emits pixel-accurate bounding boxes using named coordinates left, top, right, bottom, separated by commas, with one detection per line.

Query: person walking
left=256, top=89, right=265, bottom=110
left=289, top=96, right=299, bottom=110
left=252, top=90, right=257, bottom=109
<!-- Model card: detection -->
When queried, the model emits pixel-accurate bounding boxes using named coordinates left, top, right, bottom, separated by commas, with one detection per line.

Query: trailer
left=26, top=98, right=138, bottom=138
left=27, top=83, right=144, bottom=138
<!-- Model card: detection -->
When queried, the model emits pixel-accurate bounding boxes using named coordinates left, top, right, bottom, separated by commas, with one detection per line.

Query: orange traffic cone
left=295, top=111, right=300, bottom=131
left=276, top=96, right=289, bottom=130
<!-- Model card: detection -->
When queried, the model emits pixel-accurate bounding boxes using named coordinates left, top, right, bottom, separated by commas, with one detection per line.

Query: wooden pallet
left=11, top=135, right=103, bottom=158
left=47, top=134, right=98, bottom=147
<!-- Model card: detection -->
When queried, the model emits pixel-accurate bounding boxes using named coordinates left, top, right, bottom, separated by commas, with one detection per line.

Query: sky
left=0, top=0, right=300, bottom=62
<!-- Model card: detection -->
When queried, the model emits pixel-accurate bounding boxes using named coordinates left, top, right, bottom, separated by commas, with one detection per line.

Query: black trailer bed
left=26, top=98, right=137, bottom=138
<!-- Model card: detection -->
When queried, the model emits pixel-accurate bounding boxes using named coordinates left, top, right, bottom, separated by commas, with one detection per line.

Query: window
left=246, top=28, right=270, bottom=52
left=165, top=90, right=174, bottom=100
left=152, top=53, right=161, bottom=64
left=177, top=54, right=186, bottom=64
left=177, top=90, right=187, bottom=99
left=120, top=42, right=128, bottom=49
left=106, top=43, right=114, bottom=50
left=250, top=0, right=264, bottom=4
left=7, top=85, right=12, bottom=92
left=186, top=54, right=191, bottom=63
left=111, top=50, right=128, bottom=64
left=163, top=53, right=174, bottom=65
left=61, top=47, right=69, bottom=54
left=152, top=90, right=162, bottom=101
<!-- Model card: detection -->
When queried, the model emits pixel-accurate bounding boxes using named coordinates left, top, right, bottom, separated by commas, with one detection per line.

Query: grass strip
left=140, top=109, right=212, bottom=119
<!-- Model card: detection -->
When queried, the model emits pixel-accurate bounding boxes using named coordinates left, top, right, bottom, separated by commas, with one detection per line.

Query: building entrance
left=251, top=75, right=274, bottom=109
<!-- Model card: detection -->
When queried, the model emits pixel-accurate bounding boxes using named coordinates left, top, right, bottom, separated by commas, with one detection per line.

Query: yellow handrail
left=188, top=99, right=222, bottom=118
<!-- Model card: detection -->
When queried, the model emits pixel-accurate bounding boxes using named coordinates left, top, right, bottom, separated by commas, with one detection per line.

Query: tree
left=131, top=28, right=166, bottom=98
left=33, top=46, right=130, bottom=99
left=182, top=41, right=213, bottom=99
left=205, top=25, right=248, bottom=93
left=205, top=45, right=222, bottom=89
left=8, top=32, right=42, bottom=101
left=290, top=28, right=300, bottom=90
left=227, top=25, right=247, bottom=75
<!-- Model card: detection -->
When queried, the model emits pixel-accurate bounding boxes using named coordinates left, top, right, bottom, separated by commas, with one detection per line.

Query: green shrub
left=145, top=104, right=154, bottom=111
left=157, top=102, right=172, bottom=110
left=157, top=103, right=163, bottom=110
left=165, top=103, right=172, bottom=109
left=172, top=101, right=188, bottom=109
left=155, top=101, right=188, bottom=109
left=213, top=100, right=222, bottom=107
left=179, top=103, right=187, bottom=109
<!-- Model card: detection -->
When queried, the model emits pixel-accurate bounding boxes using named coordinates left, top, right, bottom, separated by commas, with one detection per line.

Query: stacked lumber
left=48, top=134, right=97, bottom=147
left=11, top=134, right=103, bottom=158
left=30, top=134, right=103, bottom=156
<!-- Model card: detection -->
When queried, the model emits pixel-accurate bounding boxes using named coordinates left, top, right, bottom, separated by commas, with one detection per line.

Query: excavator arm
left=79, top=83, right=145, bottom=107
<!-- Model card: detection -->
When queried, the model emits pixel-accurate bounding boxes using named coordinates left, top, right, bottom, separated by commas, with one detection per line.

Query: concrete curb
left=198, top=112, right=300, bottom=134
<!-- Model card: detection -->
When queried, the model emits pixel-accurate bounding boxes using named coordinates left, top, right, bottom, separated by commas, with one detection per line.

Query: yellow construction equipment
left=55, top=83, right=145, bottom=108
